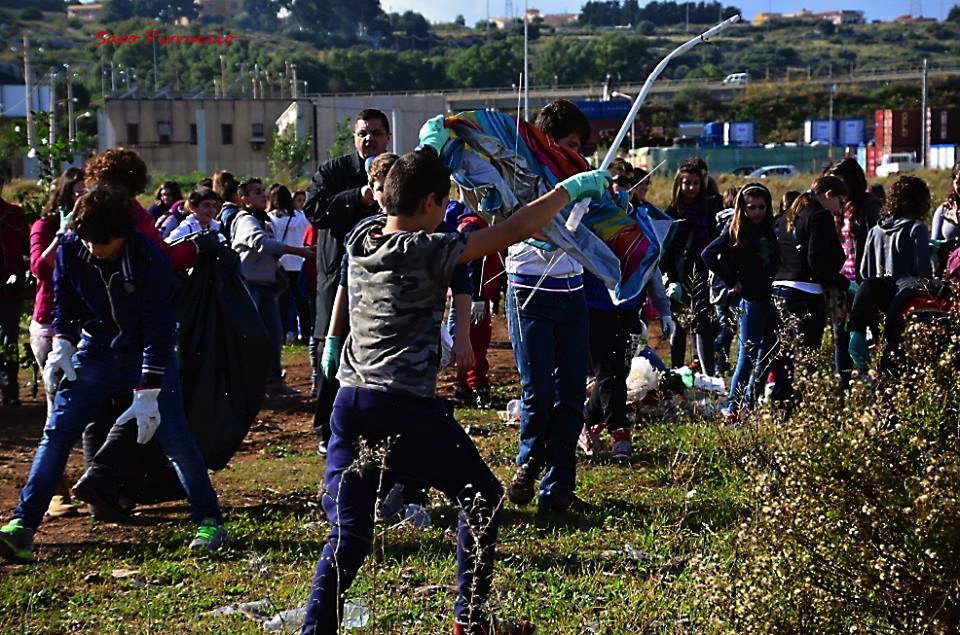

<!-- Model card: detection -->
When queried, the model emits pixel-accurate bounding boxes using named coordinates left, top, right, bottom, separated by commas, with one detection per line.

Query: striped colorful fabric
left=431, top=109, right=666, bottom=303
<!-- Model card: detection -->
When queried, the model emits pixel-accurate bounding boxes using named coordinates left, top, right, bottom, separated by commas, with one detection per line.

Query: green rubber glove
left=847, top=280, right=860, bottom=297
left=556, top=169, right=613, bottom=202
left=666, top=282, right=683, bottom=303
left=418, top=115, right=448, bottom=153
left=321, top=335, right=343, bottom=382
left=848, top=330, right=869, bottom=369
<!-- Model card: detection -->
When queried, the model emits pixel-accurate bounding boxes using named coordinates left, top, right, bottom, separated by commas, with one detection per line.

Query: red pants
left=457, top=314, right=491, bottom=389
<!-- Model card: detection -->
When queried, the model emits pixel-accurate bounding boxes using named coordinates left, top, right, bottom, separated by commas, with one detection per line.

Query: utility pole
left=48, top=68, right=57, bottom=148
left=23, top=36, right=36, bottom=152
left=99, top=44, right=106, bottom=101
left=152, top=37, right=159, bottom=92
left=921, top=57, right=928, bottom=167
left=828, top=83, right=836, bottom=161
left=67, top=71, right=75, bottom=145
left=291, top=64, right=298, bottom=98
left=219, top=55, right=226, bottom=97
left=110, top=62, right=117, bottom=92
left=523, top=0, right=529, bottom=120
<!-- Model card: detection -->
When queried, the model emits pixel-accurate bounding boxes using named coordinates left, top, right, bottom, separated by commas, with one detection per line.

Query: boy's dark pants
left=301, top=386, right=504, bottom=634
left=584, top=309, right=632, bottom=431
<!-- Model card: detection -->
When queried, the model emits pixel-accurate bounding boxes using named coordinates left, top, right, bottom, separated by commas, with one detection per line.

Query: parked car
left=732, top=166, right=758, bottom=177
left=748, top=165, right=798, bottom=179
left=722, top=72, right=751, bottom=86
left=875, top=152, right=920, bottom=178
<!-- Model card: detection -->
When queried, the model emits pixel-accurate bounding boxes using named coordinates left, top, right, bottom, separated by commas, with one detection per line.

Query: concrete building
left=101, top=96, right=314, bottom=177
left=66, top=3, right=106, bottom=22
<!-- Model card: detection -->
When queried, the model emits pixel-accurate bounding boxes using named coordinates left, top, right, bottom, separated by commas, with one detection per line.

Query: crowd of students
left=0, top=100, right=958, bottom=635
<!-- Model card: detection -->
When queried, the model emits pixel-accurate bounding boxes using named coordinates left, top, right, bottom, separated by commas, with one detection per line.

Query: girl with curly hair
left=860, top=175, right=932, bottom=281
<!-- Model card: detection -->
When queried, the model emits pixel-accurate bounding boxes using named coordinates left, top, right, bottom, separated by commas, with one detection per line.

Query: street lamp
left=72, top=111, right=92, bottom=144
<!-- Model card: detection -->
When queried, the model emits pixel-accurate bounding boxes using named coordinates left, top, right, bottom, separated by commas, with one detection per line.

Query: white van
left=722, top=72, right=751, bottom=86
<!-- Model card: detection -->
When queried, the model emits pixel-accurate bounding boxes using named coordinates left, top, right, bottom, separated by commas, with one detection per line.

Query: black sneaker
left=72, top=477, right=131, bottom=524
left=506, top=462, right=538, bottom=506
left=452, top=385, right=473, bottom=406
left=538, top=493, right=595, bottom=515
left=474, top=386, right=493, bottom=409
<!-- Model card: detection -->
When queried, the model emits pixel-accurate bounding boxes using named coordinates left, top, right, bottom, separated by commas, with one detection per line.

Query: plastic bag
left=626, top=356, right=659, bottom=403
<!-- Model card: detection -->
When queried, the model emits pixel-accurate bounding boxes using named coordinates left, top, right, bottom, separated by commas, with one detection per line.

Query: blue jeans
left=301, top=387, right=504, bottom=634
left=14, top=345, right=222, bottom=529
left=727, top=298, right=775, bottom=411
left=506, top=284, right=588, bottom=509
left=248, top=282, right=282, bottom=381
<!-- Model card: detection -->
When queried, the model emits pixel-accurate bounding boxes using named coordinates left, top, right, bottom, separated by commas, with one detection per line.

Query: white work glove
left=470, top=300, right=487, bottom=324
left=42, top=337, right=77, bottom=396
left=660, top=316, right=676, bottom=340
left=116, top=389, right=163, bottom=445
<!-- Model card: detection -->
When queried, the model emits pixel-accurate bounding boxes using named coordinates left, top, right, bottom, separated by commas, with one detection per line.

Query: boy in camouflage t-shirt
left=300, top=147, right=610, bottom=635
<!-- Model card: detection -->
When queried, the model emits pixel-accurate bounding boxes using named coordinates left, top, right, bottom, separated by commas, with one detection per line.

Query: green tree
left=948, top=4, right=960, bottom=22
left=269, top=128, right=312, bottom=180
left=447, top=39, right=523, bottom=88
left=327, top=117, right=354, bottom=159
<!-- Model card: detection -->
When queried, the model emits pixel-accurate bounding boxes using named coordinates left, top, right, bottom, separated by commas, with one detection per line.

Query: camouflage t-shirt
left=337, top=215, right=467, bottom=397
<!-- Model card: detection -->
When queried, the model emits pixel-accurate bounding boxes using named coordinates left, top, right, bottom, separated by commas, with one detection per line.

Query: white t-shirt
left=269, top=209, right=310, bottom=271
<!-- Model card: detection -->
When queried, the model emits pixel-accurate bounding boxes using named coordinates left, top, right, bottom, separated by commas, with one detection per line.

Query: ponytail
left=785, top=175, right=848, bottom=232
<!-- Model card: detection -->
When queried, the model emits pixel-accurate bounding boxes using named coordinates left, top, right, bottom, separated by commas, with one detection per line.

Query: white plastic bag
left=626, top=356, right=659, bottom=403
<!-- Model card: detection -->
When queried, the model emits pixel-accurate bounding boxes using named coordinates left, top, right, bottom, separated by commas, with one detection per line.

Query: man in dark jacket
left=0, top=170, right=29, bottom=406
left=304, top=108, right=390, bottom=452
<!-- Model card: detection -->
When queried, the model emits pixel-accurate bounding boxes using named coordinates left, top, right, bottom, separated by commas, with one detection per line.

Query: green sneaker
left=0, top=519, right=35, bottom=563
left=189, top=518, right=227, bottom=551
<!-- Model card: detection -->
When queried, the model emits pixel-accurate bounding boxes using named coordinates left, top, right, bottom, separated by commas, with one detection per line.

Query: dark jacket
left=0, top=198, right=28, bottom=299
left=701, top=221, right=779, bottom=301
left=773, top=200, right=850, bottom=291
left=305, top=152, right=376, bottom=338
left=851, top=193, right=883, bottom=281
left=218, top=202, right=241, bottom=243
left=662, top=195, right=722, bottom=286
left=54, top=232, right=176, bottom=388
left=304, top=152, right=375, bottom=242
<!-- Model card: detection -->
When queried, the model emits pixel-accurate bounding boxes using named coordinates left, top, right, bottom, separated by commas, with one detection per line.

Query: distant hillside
left=1, top=5, right=960, bottom=145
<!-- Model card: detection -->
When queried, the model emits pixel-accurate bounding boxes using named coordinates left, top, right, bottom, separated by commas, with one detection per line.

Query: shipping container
left=723, top=121, right=755, bottom=146
left=927, top=144, right=957, bottom=170
left=928, top=107, right=960, bottom=145
left=601, top=100, right=631, bottom=120
left=866, top=145, right=880, bottom=178
left=836, top=119, right=865, bottom=147
left=804, top=119, right=833, bottom=144
left=572, top=100, right=603, bottom=119
left=880, top=108, right=922, bottom=150
left=874, top=110, right=885, bottom=146
left=677, top=121, right=706, bottom=138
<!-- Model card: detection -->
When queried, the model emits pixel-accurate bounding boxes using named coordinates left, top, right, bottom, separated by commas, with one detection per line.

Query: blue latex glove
left=848, top=330, right=869, bottom=369
left=321, top=335, right=342, bottom=382
left=666, top=282, right=683, bottom=303
left=556, top=169, right=613, bottom=202
left=418, top=115, right=448, bottom=153
left=847, top=281, right=860, bottom=297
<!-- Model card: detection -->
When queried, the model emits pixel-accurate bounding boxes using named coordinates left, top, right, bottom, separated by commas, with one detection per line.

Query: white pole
left=23, top=36, right=36, bottom=151
left=523, top=0, right=529, bottom=120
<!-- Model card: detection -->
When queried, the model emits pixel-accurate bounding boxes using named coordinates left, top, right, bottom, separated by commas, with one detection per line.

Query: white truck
left=875, top=152, right=921, bottom=178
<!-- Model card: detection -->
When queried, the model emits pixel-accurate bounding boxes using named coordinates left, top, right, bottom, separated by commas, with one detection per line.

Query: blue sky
left=382, top=0, right=947, bottom=24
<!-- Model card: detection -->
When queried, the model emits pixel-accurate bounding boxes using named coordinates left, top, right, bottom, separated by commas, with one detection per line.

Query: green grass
left=0, top=376, right=757, bottom=633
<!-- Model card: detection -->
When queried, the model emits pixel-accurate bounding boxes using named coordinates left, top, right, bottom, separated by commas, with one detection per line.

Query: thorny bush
left=702, top=290, right=960, bottom=634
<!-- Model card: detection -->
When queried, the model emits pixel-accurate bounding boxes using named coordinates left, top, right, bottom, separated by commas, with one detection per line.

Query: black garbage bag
left=174, top=244, right=271, bottom=470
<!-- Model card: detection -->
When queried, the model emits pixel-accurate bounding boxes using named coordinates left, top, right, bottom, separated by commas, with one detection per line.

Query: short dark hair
left=238, top=178, right=263, bottom=198
left=188, top=187, right=222, bottom=208
left=534, top=100, right=591, bottom=145
left=382, top=148, right=450, bottom=217
left=356, top=108, right=390, bottom=134
left=222, top=180, right=239, bottom=203
left=71, top=185, right=136, bottom=243
left=197, top=177, right=213, bottom=188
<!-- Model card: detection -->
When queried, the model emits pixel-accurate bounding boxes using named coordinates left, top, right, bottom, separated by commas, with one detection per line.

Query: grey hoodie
left=860, top=217, right=932, bottom=281
left=231, top=210, right=286, bottom=284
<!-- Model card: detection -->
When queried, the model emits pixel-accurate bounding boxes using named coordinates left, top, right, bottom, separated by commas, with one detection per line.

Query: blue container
left=601, top=100, right=631, bottom=120
left=573, top=100, right=603, bottom=119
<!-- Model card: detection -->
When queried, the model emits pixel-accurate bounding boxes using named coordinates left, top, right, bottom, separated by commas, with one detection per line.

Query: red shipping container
left=866, top=145, right=879, bottom=178
left=874, top=110, right=887, bottom=147
left=887, top=108, right=921, bottom=149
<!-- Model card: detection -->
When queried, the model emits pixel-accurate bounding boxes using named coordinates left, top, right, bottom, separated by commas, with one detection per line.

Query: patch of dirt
left=0, top=314, right=524, bottom=561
